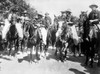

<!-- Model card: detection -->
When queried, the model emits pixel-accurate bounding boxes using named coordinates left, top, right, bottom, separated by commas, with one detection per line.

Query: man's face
left=67, top=13, right=71, bottom=17
left=45, top=14, right=49, bottom=17
left=91, top=7, right=97, bottom=11
left=62, top=13, right=66, bottom=18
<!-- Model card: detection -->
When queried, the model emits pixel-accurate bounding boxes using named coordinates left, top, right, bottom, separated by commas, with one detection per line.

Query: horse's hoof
left=29, top=60, right=32, bottom=64
left=97, top=62, right=100, bottom=67
left=89, top=64, right=93, bottom=68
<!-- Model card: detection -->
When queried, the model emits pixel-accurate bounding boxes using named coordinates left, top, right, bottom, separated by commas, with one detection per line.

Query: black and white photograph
left=0, top=0, right=100, bottom=74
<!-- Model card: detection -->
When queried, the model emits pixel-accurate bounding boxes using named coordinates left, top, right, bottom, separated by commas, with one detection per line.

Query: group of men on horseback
left=49, top=3, right=100, bottom=67
left=0, top=3, right=100, bottom=67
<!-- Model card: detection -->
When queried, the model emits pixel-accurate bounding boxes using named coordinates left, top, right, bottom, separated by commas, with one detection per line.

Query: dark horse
left=81, top=14, right=100, bottom=67
left=6, top=21, right=19, bottom=56
left=26, top=22, right=42, bottom=62
left=78, top=12, right=88, bottom=55
left=84, top=25, right=98, bottom=68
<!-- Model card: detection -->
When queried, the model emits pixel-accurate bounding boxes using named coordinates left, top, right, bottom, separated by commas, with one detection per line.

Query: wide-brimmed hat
left=38, top=14, right=43, bottom=18
left=61, top=11, right=66, bottom=14
left=65, top=9, right=72, bottom=13
left=89, top=4, right=98, bottom=8
left=45, top=12, right=49, bottom=15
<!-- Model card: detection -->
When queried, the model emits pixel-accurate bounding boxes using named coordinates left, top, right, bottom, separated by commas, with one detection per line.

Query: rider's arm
left=89, top=11, right=100, bottom=23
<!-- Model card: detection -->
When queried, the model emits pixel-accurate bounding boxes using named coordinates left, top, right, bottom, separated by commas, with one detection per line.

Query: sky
left=25, top=0, right=100, bottom=19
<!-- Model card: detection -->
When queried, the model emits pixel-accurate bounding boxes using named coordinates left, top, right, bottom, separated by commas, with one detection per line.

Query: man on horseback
left=43, top=12, right=52, bottom=29
left=88, top=4, right=100, bottom=26
left=65, top=9, right=76, bottom=26
left=64, top=9, right=81, bottom=57
left=88, top=4, right=100, bottom=34
left=84, top=4, right=100, bottom=67
left=89, top=4, right=100, bottom=67
left=60, top=10, right=67, bottom=21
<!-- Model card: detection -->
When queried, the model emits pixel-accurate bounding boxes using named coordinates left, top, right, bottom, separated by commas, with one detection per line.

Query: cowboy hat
left=89, top=4, right=98, bottom=8
left=65, top=9, right=72, bottom=13
left=38, top=14, right=43, bottom=18
left=45, top=12, right=49, bottom=15
left=61, top=11, right=66, bottom=14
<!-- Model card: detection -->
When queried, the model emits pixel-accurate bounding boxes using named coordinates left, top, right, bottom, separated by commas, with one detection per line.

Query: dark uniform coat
left=43, top=16, right=52, bottom=29
left=88, top=10, right=100, bottom=25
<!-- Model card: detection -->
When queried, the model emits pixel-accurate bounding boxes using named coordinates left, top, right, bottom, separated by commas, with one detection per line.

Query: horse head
left=79, top=11, right=88, bottom=24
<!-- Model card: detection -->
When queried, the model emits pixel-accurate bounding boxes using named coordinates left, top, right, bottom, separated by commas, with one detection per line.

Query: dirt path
left=0, top=48, right=100, bottom=74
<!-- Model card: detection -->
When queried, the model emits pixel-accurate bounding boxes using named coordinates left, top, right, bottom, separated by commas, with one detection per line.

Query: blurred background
left=25, top=0, right=100, bottom=19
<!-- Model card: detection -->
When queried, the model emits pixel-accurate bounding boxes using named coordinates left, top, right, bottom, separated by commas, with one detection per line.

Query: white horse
left=56, top=21, right=64, bottom=38
left=2, top=19, right=11, bottom=40
left=15, top=21, right=23, bottom=39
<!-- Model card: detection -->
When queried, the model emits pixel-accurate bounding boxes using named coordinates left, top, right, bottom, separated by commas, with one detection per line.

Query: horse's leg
left=89, top=57, right=93, bottom=68
left=59, top=47, right=64, bottom=62
left=20, top=39, right=23, bottom=53
left=52, top=39, right=56, bottom=50
left=85, top=53, right=89, bottom=66
left=2, top=41, right=7, bottom=54
left=36, top=45, right=40, bottom=60
left=98, top=51, right=100, bottom=67
left=89, top=48, right=94, bottom=68
left=11, top=40, right=15, bottom=56
left=71, top=44, right=76, bottom=56
left=80, top=42, right=83, bottom=55
left=22, top=38, right=26, bottom=52
left=15, top=38, right=20, bottom=56
left=64, top=43, right=68, bottom=59
left=9, top=42, right=12, bottom=56
left=40, top=42, right=44, bottom=58
left=43, top=44, right=48, bottom=57
left=89, top=46, right=95, bottom=68
left=76, top=44, right=80, bottom=56
left=40, top=41, right=42, bottom=53
left=55, top=47, right=57, bottom=56
left=19, top=39, right=22, bottom=52
left=30, top=47, right=33, bottom=63
left=12, top=39, right=16, bottom=56
left=25, top=39, right=28, bottom=53
left=6, top=41, right=10, bottom=55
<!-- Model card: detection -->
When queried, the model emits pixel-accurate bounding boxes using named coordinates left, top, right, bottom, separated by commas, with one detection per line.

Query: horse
left=78, top=12, right=88, bottom=55
left=62, top=16, right=82, bottom=57
left=54, top=19, right=69, bottom=62
left=96, top=25, right=100, bottom=67
left=46, top=16, right=59, bottom=49
left=6, top=20, right=19, bottom=56
left=25, top=22, right=43, bottom=62
left=21, top=21, right=30, bottom=52
left=84, top=25, right=98, bottom=67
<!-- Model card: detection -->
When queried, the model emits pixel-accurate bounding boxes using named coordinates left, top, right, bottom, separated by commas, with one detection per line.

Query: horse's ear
left=86, top=11, right=88, bottom=13
left=54, top=15, right=56, bottom=18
